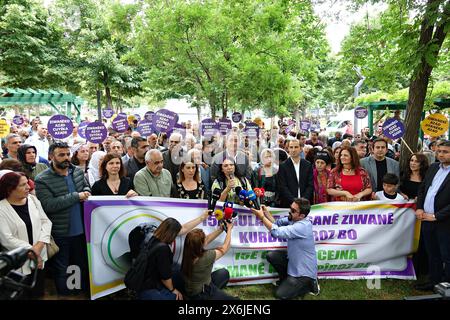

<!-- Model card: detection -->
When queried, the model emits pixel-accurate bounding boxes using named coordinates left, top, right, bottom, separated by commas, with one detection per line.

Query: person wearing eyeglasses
left=251, top=198, right=319, bottom=300
left=163, top=132, right=184, bottom=186
left=134, top=149, right=174, bottom=197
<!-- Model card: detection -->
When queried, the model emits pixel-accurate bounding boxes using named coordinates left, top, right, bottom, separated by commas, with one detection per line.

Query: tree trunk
left=96, top=89, right=102, bottom=122
left=105, top=86, right=113, bottom=110
left=399, top=0, right=449, bottom=173
left=196, top=105, right=201, bottom=124
left=103, top=71, right=112, bottom=110
left=209, top=93, right=217, bottom=120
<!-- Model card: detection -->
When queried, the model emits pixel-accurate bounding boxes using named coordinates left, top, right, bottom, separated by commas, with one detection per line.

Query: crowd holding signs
left=0, top=107, right=449, bottom=301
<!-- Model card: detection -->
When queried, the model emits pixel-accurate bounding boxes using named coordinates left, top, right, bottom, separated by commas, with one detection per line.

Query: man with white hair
left=163, top=132, right=184, bottom=185
left=133, top=149, right=173, bottom=197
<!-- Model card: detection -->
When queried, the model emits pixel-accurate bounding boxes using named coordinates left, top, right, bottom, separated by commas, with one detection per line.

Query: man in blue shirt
left=35, top=142, right=91, bottom=296
left=251, top=198, right=319, bottom=299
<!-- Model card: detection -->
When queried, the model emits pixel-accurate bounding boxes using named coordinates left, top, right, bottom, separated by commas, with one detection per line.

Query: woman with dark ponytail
left=181, top=221, right=238, bottom=300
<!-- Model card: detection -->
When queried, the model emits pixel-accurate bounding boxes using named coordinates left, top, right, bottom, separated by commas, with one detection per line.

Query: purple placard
left=232, top=112, right=242, bottom=123
left=244, top=122, right=260, bottom=139
left=311, top=120, right=321, bottom=131
left=85, top=122, right=108, bottom=144
left=285, top=124, right=295, bottom=134
left=134, top=114, right=141, bottom=122
left=47, top=114, right=73, bottom=139
left=144, top=111, right=155, bottom=121
left=218, top=118, right=232, bottom=135
left=355, top=106, right=368, bottom=119
left=382, top=118, right=405, bottom=140
left=111, top=115, right=129, bottom=133
left=118, top=112, right=127, bottom=118
left=102, top=108, right=114, bottom=119
left=300, top=120, right=311, bottom=131
left=288, top=119, right=296, bottom=126
left=172, top=123, right=187, bottom=139
left=136, top=119, right=153, bottom=137
left=201, top=118, right=219, bottom=137
left=151, top=109, right=178, bottom=133
left=13, top=115, right=24, bottom=126
left=78, top=121, right=90, bottom=139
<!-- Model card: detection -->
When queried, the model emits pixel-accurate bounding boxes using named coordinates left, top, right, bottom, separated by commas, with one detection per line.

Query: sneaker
left=309, top=280, right=320, bottom=296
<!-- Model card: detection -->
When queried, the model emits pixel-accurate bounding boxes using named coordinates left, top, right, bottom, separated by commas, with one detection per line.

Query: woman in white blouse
left=0, top=171, right=52, bottom=298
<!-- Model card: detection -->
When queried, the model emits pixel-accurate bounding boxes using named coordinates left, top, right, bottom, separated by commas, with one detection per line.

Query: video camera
left=404, top=282, right=450, bottom=300
left=0, top=247, right=38, bottom=300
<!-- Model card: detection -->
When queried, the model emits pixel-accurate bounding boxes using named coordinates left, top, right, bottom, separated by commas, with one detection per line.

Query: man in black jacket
left=124, top=137, right=150, bottom=181
left=277, top=139, right=314, bottom=207
left=163, top=132, right=184, bottom=185
left=415, top=140, right=450, bottom=291
left=35, top=142, right=91, bottom=296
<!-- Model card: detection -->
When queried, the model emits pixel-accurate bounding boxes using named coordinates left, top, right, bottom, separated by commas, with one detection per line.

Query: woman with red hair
left=0, top=172, right=52, bottom=298
left=326, top=146, right=372, bottom=201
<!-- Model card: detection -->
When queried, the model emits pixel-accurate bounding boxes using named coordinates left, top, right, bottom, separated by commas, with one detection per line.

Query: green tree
left=131, top=0, right=329, bottom=119
left=343, top=0, right=449, bottom=171
left=0, top=0, right=63, bottom=88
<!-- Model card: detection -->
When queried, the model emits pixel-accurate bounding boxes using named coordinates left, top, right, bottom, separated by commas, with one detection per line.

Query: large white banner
left=84, top=197, right=419, bottom=300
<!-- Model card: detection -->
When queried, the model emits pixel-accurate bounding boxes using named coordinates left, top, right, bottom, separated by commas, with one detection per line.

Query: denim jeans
left=266, top=250, right=315, bottom=300
left=51, top=234, right=89, bottom=295
left=138, top=288, right=176, bottom=300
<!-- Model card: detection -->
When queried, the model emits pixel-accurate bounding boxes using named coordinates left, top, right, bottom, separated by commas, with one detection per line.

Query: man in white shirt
left=64, top=123, right=86, bottom=147
left=25, top=124, right=50, bottom=161
left=277, top=139, right=314, bottom=207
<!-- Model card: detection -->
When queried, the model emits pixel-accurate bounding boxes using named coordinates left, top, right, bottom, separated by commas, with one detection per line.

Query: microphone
left=224, top=207, right=233, bottom=220
left=208, top=188, right=222, bottom=214
left=238, top=189, right=248, bottom=202
left=214, top=209, right=227, bottom=233
left=254, top=188, right=262, bottom=198
left=214, top=209, right=224, bottom=221
left=0, top=247, right=31, bottom=276
left=235, top=186, right=242, bottom=195
left=259, top=187, right=265, bottom=198
left=223, top=201, right=234, bottom=210
left=247, top=190, right=261, bottom=210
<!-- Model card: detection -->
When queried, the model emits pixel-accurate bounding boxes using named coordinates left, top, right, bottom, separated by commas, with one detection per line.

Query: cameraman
left=251, top=198, right=319, bottom=299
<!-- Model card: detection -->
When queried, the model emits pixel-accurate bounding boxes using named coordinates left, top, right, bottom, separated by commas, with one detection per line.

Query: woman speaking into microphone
left=211, top=157, right=252, bottom=203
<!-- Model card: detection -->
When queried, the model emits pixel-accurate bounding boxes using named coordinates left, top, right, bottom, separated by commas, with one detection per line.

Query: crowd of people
left=0, top=115, right=449, bottom=300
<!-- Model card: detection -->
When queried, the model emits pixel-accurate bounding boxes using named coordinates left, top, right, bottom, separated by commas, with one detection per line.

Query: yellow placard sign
left=421, top=113, right=449, bottom=137
left=0, top=119, right=10, bottom=138
left=127, top=115, right=136, bottom=124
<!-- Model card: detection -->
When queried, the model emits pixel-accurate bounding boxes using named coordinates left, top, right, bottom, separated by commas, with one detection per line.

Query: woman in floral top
left=326, top=146, right=372, bottom=202
left=211, top=158, right=252, bottom=204
left=313, top=151, right=332, bottom=204
left=174, top=154, right=207, bottom=200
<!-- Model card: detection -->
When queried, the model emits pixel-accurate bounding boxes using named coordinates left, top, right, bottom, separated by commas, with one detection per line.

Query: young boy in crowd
left=373, top=173, right=404, bottom=201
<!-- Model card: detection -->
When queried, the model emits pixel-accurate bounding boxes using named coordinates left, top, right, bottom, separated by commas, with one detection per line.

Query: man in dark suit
left=123, top=137, right=150, bottom=182
left=163, top=132, right=184, bottom=185
left=210, top=133, right=252, bottom=183
left=277, top=139, right=314, bottom=207
left=415, top=140, right=450, bottom=291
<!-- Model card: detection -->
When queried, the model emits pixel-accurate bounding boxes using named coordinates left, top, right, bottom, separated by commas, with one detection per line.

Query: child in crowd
left=374, top=173, right=404, bottom=201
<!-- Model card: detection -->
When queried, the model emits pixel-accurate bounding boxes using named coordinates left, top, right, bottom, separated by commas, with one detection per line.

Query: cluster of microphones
left=208, top=187, right=266, bottom=232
